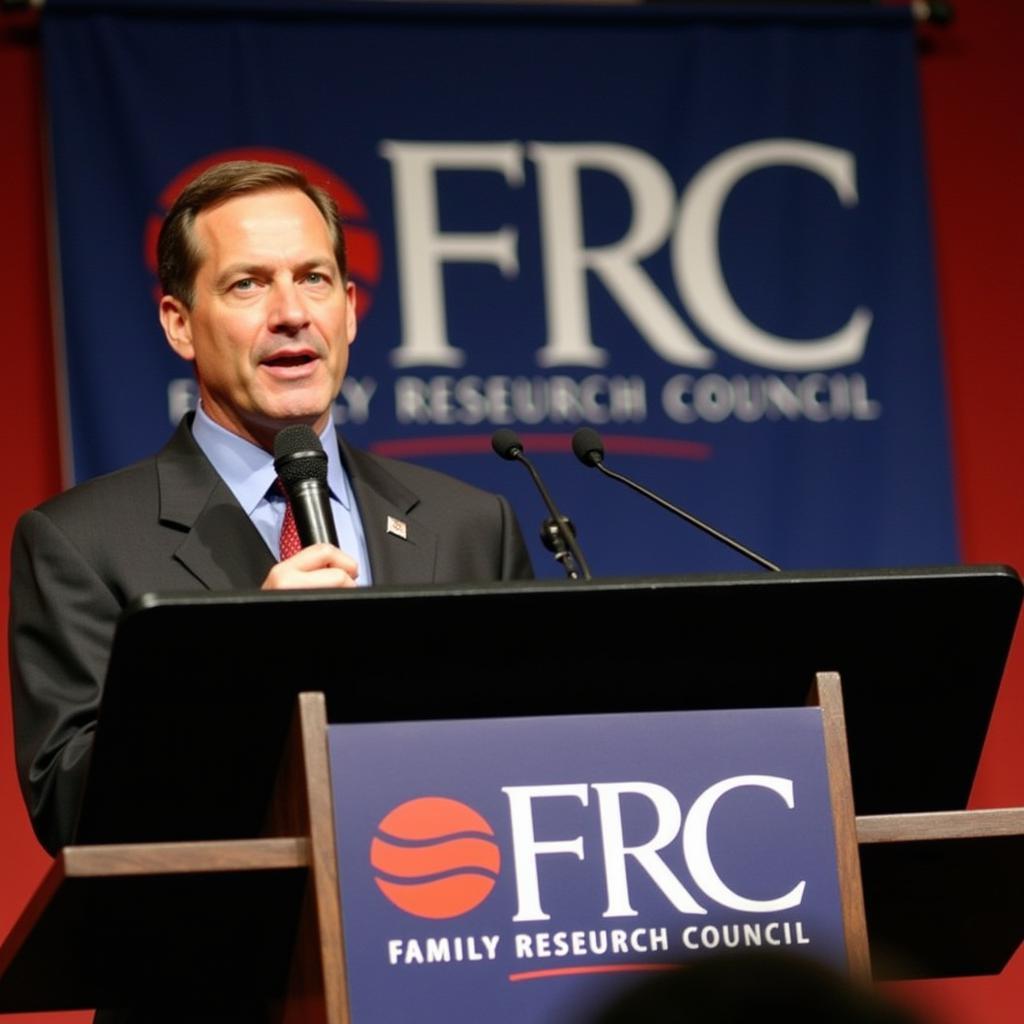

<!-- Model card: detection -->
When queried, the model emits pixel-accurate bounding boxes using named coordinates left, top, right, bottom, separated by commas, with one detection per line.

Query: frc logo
left=371, top=797, right=501, bottom=919
left=330, top=710, right=846, bottom=1008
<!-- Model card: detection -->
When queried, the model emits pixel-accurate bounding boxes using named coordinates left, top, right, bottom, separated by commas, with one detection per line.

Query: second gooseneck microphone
left=273, top=425, right=339, bottom=549
left=492, top=429, right=592, bottom=581
left=572, top=427, right=780, bottom=572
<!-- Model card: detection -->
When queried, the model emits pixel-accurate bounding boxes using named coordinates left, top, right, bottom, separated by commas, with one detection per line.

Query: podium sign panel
left=329, top=707, right=846, bottom=1022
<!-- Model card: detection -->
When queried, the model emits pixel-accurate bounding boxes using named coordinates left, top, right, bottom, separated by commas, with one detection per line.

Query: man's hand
left=261, top=543, right=360, bottom=590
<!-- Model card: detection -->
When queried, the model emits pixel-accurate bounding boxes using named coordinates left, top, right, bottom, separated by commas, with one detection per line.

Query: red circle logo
left=370, top=797, right=501, bottom=919
left=144, top=146, right=381, bottom=318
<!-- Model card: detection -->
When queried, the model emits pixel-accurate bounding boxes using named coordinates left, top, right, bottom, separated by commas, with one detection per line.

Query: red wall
left=0, top=12, right=79, bottom=1023
left=882, top=4, right=1024, bottom=1020
left=1, top=4, right=1021, bottom=1021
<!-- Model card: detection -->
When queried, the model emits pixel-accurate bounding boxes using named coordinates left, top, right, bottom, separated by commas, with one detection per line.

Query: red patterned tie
left=275, top=479, right=302, bottom=560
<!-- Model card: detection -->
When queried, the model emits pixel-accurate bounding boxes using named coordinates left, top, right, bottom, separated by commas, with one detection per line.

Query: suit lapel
left=156, top=418, right=275, bottom=590
left=153, top=419, right=433, bottom=589
left=341, top=439, right=438, bottom=584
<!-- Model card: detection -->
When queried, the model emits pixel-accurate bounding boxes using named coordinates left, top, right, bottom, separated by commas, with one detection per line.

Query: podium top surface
left=77, top=565, right=1021, bottom=845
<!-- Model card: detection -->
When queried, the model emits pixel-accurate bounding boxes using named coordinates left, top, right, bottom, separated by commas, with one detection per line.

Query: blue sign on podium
left=329, top=707, right=846, bottom=1023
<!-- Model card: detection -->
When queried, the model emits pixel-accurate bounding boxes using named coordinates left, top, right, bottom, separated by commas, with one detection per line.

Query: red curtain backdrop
left=1, top=3, right=1021, bottom=1022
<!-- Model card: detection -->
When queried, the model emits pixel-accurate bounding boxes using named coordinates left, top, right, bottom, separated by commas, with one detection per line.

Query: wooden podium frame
left=2, top=569, right=1023, bottom=1017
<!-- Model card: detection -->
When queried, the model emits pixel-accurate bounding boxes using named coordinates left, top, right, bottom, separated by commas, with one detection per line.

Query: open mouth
left=264, top=353, right=316, bottom=368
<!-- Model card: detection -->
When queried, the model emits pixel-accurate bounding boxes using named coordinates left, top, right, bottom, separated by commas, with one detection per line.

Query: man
left=10, top=160, right=533, bottom=855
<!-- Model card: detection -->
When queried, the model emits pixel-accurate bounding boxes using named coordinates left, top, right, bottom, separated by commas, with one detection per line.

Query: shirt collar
left=191, top=403, right=352, bottom=515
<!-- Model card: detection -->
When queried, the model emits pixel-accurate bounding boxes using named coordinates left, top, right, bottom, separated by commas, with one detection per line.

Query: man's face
left=160, top=187, right=356, bottom=451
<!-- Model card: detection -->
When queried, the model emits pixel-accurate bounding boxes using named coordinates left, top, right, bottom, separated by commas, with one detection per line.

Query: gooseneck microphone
left=572, top=427, right=780, bottom=572
left=273, top=425, right=339, bottom=549
left=491, top=429, right=592, bottom=581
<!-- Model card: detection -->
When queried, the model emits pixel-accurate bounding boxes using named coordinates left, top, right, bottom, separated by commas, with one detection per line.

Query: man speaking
left=9, top=160, right=533, bottom=855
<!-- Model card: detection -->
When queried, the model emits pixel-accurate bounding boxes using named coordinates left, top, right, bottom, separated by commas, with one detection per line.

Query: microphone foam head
left=572, top=427, right=605, bottom=467
left=491, top=429, right=524, bottom=461
left=273, top=425, right=329, bottom=485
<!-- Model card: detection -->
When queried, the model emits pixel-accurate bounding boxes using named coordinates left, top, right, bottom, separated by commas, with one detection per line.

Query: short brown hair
left=157, top=160, right=347, bottom=307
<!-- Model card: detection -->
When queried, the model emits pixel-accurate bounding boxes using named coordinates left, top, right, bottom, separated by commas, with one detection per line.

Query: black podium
left=1, top=566, right=1022, bottom=1018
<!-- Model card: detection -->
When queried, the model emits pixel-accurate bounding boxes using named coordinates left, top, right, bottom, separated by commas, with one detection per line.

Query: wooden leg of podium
left=809, top=670, right=872, bottom=981
left=265, top=693, right=349, bottom=1024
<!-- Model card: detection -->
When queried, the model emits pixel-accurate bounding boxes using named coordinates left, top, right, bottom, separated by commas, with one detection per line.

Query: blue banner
left=43, top=4, right=956, bottom=576
left=329, top=708, right=846, bottom=1023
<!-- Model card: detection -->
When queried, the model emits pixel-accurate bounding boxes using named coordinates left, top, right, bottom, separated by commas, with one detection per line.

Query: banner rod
left=1, top=0, right=956, bottom=25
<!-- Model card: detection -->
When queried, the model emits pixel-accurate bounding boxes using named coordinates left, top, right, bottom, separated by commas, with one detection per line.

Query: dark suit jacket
left=9, top=416, right=532, bottom=854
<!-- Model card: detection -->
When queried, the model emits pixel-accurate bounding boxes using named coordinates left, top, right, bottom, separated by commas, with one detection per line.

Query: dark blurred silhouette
left=590, top=950, right=928, bottom=1024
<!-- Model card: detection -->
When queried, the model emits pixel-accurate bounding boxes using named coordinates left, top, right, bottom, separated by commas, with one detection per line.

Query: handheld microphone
left=273, top=425, right=339, bottom=549
left=492, top=429, right=592, bottom=581
left=572, top=428, right=780, bottom=572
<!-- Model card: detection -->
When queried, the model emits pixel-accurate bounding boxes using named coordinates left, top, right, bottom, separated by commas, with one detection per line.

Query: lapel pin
left=386, top=515, right=408, bottom=540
